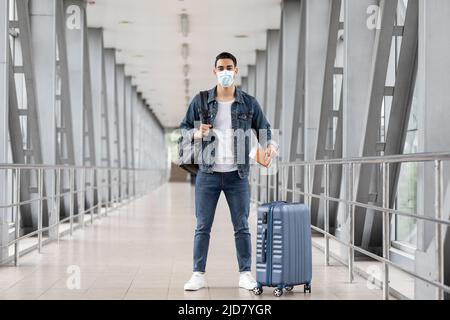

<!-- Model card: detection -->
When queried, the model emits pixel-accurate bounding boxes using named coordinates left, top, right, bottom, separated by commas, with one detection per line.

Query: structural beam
left=104, top=48, right=121, bottom=202
left=287, top=0, right=307, bottom=202
left=354, top=0, right=398, bottom=251
left=338, top=0, right=377, bottom=252
left=64, top=0, right=97, bottom=212
left=310, top=0, right=342, bottom=228
left=384, top=0, right=418, bottom=207
left=11, top=0, right=46, bottom=234
left=264, top=29, right=280, bottom=126
left=247, top=65, right=256, bottom=96
left=0, top=0, right=9, bottom=262
left=255, top=50, right=267, bottom=112
left=116, top=65, right=127, bottom=199
left=29, top=0, right=59, bottom=231
left=277, top=0, right=302, bottom=163
left=55, top=0, right=77, bottom=220
left=415, top=0, right=450, bottom=300
left=240, top=76, right=248, bottom=92
left=88, top=28, right=111, bottom=203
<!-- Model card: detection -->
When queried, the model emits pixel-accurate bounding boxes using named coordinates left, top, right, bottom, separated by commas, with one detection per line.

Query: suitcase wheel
left=273, top=288, right=283, bottom=297
left=284, top=285, right=294, bottom=292
left=304, top=283, right=311, bottom=293
left=253, top=286, right=263, bottom=296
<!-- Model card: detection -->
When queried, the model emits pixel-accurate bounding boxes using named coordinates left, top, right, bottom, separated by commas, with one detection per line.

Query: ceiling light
left=181, top=43, right=190, bottom=59
left=182, top=64, right=190, bottom=77
left=179, top=13, right=190, bottom=37
left=118, top=20, right=133, bottom=25
left=134, top=54, right=145, bottom=58
left=234, top=34, right=249, bottom=38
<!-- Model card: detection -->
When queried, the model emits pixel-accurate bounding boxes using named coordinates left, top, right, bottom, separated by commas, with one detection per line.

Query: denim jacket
left=179, top=86, right=277, bottom=179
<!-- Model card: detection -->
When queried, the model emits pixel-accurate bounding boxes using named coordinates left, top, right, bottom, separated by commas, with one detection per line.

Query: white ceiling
left=86, top=0, right=282, bottom=128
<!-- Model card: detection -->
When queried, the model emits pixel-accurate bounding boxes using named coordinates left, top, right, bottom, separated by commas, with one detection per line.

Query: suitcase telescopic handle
left=261, top=227, right=267, bottom=263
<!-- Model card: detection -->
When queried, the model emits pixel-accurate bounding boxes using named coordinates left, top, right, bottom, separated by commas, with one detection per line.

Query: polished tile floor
left=0, top=182, right=384, bottom=300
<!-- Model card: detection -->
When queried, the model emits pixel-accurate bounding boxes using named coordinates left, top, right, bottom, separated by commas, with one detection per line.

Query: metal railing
left=249, top=152, right=450, bottom=300
left=0, top=164, right=167, bottom=266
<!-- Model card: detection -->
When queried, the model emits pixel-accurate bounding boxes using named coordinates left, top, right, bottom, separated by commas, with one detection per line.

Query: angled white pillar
left=247, top=65, right=256, bottom=96
left=279, top=0, right=302, bottom=162
left=64, top=0, right=97, bottom=214
left=264, top=29, right=280, bottom=127
left=104, top=48, right=120, bottom=201
left=255, top=50, right=267, bottom=109
left=129, top=85, right=137, bottom=195
left=342, top=0, right=377, bottom=159
left=339, top=0, right=377, bottom=214
left=240, top=76, right=248, bottom=92
left=304, top=0, right=330, bottom=161
left=30, top=0, right=57, bottom=235
left=88, top=28, right=106, bottom=168
left=336, top=0, right=377, bottom=255
left=64, top=0, right=84, bottom=167
left=116, top=65, right=127, bottom=199
left=0, top=0, right=9, bottom=262
left=88, top=28, right=111, bottom=203
left=415, top=0, right=450, bottom=300
left=124, top=76, right=132, bottom=196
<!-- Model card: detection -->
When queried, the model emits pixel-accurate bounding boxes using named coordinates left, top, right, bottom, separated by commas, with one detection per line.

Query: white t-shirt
left=212, top=99, right=238, bottom=172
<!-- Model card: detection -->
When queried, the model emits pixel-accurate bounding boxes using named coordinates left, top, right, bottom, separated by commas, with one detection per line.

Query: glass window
left=394, top=89, right=419, bottom=247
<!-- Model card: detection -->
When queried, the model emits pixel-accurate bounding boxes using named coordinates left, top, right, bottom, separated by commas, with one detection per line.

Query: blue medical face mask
left=217, top=70, right=235, bottom=88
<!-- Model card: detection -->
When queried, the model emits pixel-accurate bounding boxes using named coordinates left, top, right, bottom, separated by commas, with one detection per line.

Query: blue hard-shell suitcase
left=253, top=201, right=312, bottom=297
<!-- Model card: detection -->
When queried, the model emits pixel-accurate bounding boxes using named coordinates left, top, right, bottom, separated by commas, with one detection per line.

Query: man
left=179, top=52, right=278, bottom=291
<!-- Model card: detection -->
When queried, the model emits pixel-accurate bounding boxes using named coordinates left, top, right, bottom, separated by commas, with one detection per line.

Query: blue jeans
left=193, top=170, right=251, bottom=272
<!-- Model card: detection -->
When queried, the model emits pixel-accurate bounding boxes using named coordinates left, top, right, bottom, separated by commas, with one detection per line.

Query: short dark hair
left=215, top=52, right=237, bottom=68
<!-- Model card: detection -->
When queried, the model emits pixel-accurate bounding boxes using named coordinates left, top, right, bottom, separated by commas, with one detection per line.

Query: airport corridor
left=0, top=182, right=384, bottom=300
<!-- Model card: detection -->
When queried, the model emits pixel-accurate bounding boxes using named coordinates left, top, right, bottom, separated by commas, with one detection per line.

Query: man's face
left=213, top=58, right=239, bottom=76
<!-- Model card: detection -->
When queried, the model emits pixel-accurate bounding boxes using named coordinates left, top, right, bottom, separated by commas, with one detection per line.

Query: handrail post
left=98, top=168, right=103, bottom=217
left=382, top=162, right=390, bottom=300
left=324, top=163, right=330, bottom=266
left=37, top=168, right=43, bottom=253
left=117, top=167, right=120, bottom=206
left=56, top=168, right=61, bottom=244
left=275, top=162, right=279, bottom=201
left=292, top=164, right=296, bottom=202
left=105, top=168, right=109, bottom=215
left=80, top=167, right=86, bottom=228
left=435, top=160, right=444, bottom=300
left=14, top=168, right=21, bottom=266
left=69, top=168, right=74, bottom=237
left=348, top=163, right=354, bottom=283
left=119, top=167, right=123, bottom=203
left=90, top=168, right=94, bottom=224
left=286, top=165, right=289, bottom=201
left=307, top=164, right=311, bottom=208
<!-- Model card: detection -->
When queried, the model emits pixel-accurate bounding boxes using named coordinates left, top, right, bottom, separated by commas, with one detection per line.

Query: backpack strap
left=199, top=91, right=209, bottom=125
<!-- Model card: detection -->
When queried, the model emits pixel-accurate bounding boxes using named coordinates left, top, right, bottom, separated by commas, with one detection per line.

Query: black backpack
left=176, top=91, right=209, bottom=175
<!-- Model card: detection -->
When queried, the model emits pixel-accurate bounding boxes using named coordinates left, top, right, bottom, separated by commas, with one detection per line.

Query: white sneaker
left=184, top=272, right=206, bottom=291
left=239, top=271, right=258, bottom=290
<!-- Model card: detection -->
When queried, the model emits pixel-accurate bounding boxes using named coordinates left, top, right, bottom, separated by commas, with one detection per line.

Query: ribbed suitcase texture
left=255, top=201, right=312, bottom=296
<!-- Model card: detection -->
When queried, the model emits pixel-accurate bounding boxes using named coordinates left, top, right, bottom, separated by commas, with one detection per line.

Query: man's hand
left=264, top=143, right=278, bottom=165
left=193, top=124, right=212, bottom=140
